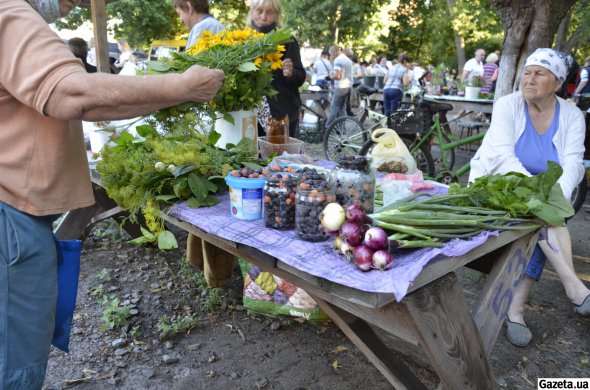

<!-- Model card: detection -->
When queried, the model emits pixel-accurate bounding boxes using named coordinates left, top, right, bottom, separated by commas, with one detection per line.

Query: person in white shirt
left=174, top=0, right=225, bottom=48
left=462, top=48, right=486, bottom=83
left=326, top=45, right=353, bottom=127
left=311, top=50, right=332, bottom=89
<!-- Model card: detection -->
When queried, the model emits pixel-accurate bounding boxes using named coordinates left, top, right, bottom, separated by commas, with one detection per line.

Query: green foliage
left=203, top=288, right=223, bottom=312
left=157, top=313, right=201, bottom=339
left=448, top=162, right=575, bottom=226
left=282, top=1, right=387, bottom=51
left=210, top=0, right=249, bottom=30
left=55, top=0, right=184, bottom=47
left=99, top=296, right=132, bottom=332
left=150, top=28, right=292, bottom=113
left=566, top=0, right=590, bottom=60
left=90, top=284, right=105, bottom=298
left=97, top=268, right=112, bottom=282
left=383, top=0, right=502, bottom=69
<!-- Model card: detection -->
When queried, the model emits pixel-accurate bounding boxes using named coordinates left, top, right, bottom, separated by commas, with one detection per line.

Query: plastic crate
left=386, top=107, right=432, bottom=134
left=258, top=137, right=305, bottom=159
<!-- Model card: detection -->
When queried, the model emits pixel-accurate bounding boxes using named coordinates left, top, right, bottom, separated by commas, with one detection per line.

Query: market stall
left=57, top=166, right=539, bottom=389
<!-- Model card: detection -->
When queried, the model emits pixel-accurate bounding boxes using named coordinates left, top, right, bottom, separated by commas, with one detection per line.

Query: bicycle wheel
left=359, top=134, right=435, bottom=177
left=323, top=117, right=367, bottom=161
left=402, top=136, right=435, bottom=177
left=429, top=132, right=455, bottom=173
left=571, top=177, right=587, bottom=214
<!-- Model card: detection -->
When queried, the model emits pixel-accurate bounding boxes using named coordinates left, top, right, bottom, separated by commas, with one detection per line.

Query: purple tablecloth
left=170, top=190, right=499, bottom=302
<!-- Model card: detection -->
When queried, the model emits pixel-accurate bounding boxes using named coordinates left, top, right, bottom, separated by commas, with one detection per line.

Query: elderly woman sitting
left=469, top=48, right=590, bottom=347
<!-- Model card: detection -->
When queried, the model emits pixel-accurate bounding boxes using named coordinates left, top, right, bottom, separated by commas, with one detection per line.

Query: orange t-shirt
left=0, top=0, right=94, bottom=215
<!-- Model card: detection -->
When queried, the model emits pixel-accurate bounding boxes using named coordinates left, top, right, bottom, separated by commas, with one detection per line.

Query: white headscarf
left=27, top=0, right=62, bottom=24
left=524, top=48, right=567, bottom=83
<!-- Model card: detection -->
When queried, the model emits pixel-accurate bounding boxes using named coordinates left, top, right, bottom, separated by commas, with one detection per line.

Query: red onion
left=339, top=221, right=364, bottom=247
left=324, top=227, right=339, bottom=237
left=353, top=245, right=374, bottom=272
left=364, top=227, right=389, bottom=250
left=372, top=250, right=394, bottom=270
left=345, top=204, right=368, bottom=223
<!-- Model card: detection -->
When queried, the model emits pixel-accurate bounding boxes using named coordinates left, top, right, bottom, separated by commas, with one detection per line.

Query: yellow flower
left=254, top=57, right=263, bottom=68
left=277, top=45, right=286, bottom=53
left=144, top=199, right=163, bottom=233
left=270, top=59, right=283, bottom=70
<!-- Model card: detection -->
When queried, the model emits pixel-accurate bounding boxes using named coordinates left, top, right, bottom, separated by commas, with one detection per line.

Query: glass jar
left=329, top=155, right=375, bottom=213
left=263, top=172, right=299, bottom=230
left=295, top=168, right=334, bottom=242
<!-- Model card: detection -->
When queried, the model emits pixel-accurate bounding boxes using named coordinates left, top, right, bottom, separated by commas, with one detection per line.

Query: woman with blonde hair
left=114, top=38, right=132, bottom=70
left=246, top=0, right=305, bottom=137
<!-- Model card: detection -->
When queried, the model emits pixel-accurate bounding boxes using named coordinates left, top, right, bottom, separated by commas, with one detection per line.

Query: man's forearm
left=44, top=66, right=223, bottom=121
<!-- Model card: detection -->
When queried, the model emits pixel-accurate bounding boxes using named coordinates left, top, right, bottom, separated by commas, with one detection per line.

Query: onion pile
left=322, top=203, right=394, bottom=272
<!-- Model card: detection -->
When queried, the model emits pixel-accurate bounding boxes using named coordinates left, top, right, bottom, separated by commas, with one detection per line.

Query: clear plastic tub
left=258, top=137, right=304, bottom=159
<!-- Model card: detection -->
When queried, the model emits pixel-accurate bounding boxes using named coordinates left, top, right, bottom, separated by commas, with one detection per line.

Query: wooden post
left=91, top=0, right=110, bottom=73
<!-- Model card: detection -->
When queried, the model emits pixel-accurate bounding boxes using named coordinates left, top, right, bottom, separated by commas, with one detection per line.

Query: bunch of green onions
left=369, top=193, right=540, bottom=249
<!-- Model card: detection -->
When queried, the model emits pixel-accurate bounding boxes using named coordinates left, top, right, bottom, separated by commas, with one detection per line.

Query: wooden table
left=58, top=168, right=539, bottom=389
left=424, top=94, right=494, bottom=114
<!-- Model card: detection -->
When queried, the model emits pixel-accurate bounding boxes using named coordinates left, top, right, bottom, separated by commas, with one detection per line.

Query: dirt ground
left=42, top=202, right=590, bottom=390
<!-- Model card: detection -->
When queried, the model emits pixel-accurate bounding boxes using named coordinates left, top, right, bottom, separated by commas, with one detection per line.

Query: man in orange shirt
left=0, top=1, right=223, bottom=388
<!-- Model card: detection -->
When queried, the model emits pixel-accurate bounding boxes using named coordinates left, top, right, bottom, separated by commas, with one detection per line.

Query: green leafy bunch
left=147, top=28, right=294, bottom=114
left=96, top=123, right=266, bottom=249
left=469, top=75, right=487, bottom=88
left=448, top=161, right=574, bottom=226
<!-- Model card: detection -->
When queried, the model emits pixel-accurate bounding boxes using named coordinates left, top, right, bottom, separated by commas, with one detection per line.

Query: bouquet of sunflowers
left=149, top=28, right=293, bottom=114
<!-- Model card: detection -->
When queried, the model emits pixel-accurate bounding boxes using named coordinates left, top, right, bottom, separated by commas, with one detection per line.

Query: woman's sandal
left=505, top=319, right=532, bottom=347
left=573, top=294, right=590, bottom=316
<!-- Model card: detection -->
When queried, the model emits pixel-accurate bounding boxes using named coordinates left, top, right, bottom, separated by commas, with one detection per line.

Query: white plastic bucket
left=89, top=128, right=115, bottom=154
left=464, top=86, right=481, bottom=100
left=214, top=110, right=258, bottom=149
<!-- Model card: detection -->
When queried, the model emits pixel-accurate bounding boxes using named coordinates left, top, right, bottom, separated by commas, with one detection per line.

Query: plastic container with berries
left=263, top=165, right=300, bottom=230
left=329, top=155, right=375, bottom=213
left=295, top=168, right=334, bottom=242
left=225, top=168, right=266, bottom=221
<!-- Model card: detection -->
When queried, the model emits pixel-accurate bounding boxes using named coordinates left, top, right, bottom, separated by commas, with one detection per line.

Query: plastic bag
left=239, top=260, right=330, bottom=323
left=52, top=238, right=82, bottom=352
left=369, top=128, right=417, bottom=174
left=381, top=180, right=413, bottom=207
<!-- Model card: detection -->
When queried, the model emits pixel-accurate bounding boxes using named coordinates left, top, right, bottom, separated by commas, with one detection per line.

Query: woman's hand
left=283, top=58, right=293, bottom=78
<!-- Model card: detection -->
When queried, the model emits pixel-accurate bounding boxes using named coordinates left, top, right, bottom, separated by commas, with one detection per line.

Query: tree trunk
left=490, top=0, right=578, bottom=99
left=554, top=11, right=571, bottom=51
left=445, top=0, right=465, bottom=72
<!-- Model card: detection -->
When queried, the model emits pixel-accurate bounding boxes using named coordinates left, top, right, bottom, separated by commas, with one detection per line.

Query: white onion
left=321, top=203, right=346, bottom=232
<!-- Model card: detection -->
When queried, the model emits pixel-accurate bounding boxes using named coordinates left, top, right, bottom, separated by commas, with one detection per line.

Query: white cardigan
left=469, top=91, right=586, bottom=199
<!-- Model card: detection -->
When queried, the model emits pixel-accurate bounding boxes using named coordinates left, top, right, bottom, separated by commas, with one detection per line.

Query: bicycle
left=324, top=87, right=458, bottom=176
left=298, top=88, right=330, bottom=144
left=322, top=86, right=429, bottom=159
